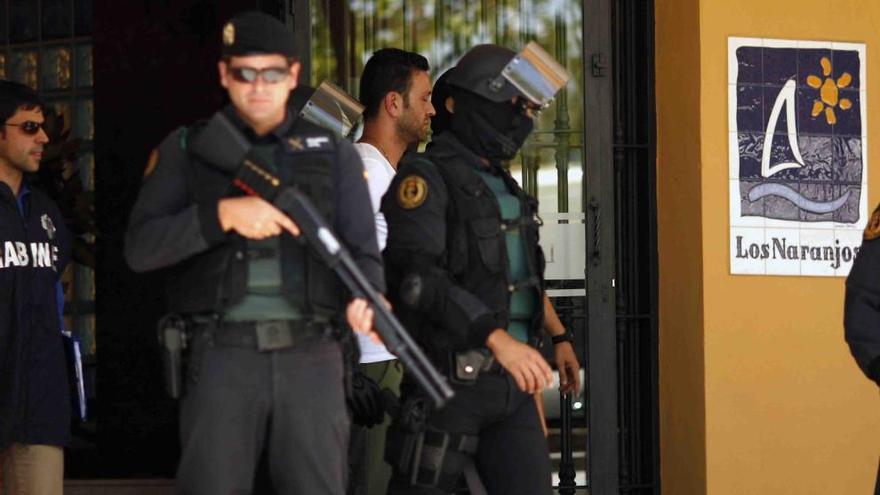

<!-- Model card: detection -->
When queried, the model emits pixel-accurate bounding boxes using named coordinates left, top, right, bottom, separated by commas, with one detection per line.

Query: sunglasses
left=228, top=66, right=290, bottom=84
left=5, top=121, right=45, bottom=135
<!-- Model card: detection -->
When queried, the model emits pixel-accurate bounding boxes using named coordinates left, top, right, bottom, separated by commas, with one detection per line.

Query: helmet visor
left=501, top=41, right=572, bottom=107
left=299, top=80, right=364, bottom=136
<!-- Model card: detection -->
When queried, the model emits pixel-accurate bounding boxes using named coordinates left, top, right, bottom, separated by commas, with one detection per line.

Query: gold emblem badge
left=143, top=149, right=160, bottom=179
left=397, top=175, right=428, bottom=209
left=222, top=22, right=235, bottom=46
left=865, top=204, right=880, bottom=241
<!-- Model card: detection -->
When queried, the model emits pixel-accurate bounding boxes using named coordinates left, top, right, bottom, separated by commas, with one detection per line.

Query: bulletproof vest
left=164, top=116, right=345, bottom=320
left=425, top=138, right=545, bottom=340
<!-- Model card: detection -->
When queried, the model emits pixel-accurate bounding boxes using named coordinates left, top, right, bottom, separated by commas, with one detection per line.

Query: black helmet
left=446, top=45, right=519, bottom=103
left=447, top=42, right=571, bottom=108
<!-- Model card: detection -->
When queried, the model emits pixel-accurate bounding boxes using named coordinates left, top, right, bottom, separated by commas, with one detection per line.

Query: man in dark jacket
left=125, top=12, right=382, bottom=495
left=0, top=80, right=71, bottom=495
left=844, top=203, right=880, bottom=387
left=844, top=202, right=880, bottom=494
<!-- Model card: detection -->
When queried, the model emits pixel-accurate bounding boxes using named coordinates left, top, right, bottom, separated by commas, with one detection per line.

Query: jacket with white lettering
left=0, top=180, right=71, bottom=450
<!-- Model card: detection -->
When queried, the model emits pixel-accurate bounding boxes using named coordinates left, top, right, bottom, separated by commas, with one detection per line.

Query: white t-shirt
left=354, top=142, right=397, bottom=363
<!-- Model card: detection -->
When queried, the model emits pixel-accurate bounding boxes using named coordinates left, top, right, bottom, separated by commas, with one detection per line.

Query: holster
left=385, top=399, right=478, bottom=492
left=157, top=314, right=189, bottom=399
left=334, top=322, right=360, bottom=405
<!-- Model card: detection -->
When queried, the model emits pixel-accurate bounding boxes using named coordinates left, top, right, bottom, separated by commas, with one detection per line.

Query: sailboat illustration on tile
left=747, top=78, right=851, bottom=214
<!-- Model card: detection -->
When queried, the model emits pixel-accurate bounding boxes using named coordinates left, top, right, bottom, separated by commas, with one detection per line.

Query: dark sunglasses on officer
left=227, top=66, right=291, bottom=84
left=4, top=121, right=46, bottom=135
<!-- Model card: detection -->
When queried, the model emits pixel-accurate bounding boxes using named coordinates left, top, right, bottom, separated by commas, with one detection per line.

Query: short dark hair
left=0, top=80, right=43, bottom=124
left=359, top=48, right=429, bottom=121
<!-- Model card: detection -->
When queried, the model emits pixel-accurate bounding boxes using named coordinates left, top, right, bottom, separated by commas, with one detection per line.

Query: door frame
left=582, top=0, right=619, bottom=492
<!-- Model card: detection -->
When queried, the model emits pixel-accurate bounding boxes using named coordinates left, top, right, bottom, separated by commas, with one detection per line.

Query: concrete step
left=63, top=479, right=174, bottom=495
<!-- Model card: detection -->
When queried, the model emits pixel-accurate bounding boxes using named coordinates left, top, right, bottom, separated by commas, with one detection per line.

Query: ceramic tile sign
left=728, top=38, right=868, bottom=277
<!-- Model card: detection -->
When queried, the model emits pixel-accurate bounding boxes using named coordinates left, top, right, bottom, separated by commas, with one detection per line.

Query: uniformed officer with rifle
left=125, top=12, right=384, bottom=494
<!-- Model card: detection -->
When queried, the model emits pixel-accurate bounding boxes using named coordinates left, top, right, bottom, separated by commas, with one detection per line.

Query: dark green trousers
left=348, top=360, right=403, bottom=495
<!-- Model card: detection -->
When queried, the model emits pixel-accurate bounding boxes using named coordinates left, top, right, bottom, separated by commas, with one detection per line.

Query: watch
left=551, top=331, right=574, bottom=345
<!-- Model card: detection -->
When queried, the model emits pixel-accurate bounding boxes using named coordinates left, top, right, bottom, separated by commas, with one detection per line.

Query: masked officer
left=844, top=203, right=880, bottom=387
left=381, top=43, right=574, bottom=495
left=124, top=11, right=382, bottom=494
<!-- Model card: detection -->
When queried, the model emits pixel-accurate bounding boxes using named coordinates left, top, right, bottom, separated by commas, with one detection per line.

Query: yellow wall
left=658, top=0, right=880, bottom=493
left=656, top=0, right=708, bottom=493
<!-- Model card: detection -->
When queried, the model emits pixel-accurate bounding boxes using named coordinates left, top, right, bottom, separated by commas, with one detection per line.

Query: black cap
left=446, top=45, right=518, bottom=103
left=221, top=11, right=296, bottom=59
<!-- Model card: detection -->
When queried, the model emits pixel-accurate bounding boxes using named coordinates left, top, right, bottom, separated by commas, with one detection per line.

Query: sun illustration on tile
left=806, top=57, right=852, bottom=125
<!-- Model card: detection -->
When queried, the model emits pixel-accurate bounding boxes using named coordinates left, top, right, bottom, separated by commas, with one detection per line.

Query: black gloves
left=348, top=370, right=386, bottom=427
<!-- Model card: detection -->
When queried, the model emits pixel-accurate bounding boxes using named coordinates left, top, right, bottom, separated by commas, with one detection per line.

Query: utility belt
left=448, top=349, right=503, bottom=384
left=385, top=396, right=483, bottom=493
left=386, top=424, right=480, bottom=491
left=207, top=319, right=333, bottom=351
left=157, top=314, right=334, bottom=399
left=446, top=331, right=543, bottom=384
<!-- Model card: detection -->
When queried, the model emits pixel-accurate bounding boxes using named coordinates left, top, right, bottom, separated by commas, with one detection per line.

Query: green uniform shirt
left=476, top=169, right=537, bottom=343
left=224, top=142, right=302, bottom=322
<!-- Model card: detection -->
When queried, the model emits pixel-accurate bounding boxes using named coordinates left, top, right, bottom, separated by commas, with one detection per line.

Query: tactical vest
left=424, top=140, right=545, bottom=341
left=164, top=117, right=345, bottom=321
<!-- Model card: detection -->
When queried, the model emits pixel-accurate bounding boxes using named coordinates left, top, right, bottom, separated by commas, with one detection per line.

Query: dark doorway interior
left=611, top=0, right=659, bottom=493
left=91, top=0, right=282, bottom=478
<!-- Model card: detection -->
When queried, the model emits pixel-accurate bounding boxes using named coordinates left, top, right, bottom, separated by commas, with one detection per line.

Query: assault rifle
left=189, top=111, right=454, bottom=408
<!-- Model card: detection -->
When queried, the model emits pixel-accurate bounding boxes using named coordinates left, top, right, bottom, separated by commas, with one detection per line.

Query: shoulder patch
left=397, top=175, right=428, bottom=209
left=865, top=204, right=880, bottom=241
left=143, top=148, right=160, bottom=179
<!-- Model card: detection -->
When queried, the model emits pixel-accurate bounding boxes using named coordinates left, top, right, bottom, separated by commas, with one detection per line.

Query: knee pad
left=386, top=425, right=479, bottom=492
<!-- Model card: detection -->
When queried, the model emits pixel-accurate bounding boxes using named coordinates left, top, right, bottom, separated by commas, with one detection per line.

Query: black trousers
left=387, top=372, right=552, bottom=495
left=176, top=332, right=350, bottom=495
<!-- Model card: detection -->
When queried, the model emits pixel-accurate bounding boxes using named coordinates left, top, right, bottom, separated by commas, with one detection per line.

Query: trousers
left=387, top=372, right=552, bottom=495
left=348, top=360, right=404, bottom=495
left=176, top=331, right=349, bottom=495
left=0, top=443, right=63, bottom=495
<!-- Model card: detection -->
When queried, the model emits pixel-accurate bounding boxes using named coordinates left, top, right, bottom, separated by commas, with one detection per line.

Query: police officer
left=124, top=12, right=382, bottom=494
left=381, top=44, right=576, bottom=495
left=0, top=80, right=71, bottom=495
left=844, top=203, right=880, bottom=387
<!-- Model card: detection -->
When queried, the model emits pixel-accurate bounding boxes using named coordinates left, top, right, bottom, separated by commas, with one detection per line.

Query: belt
left=208, top=319, right=332, bottom=351
left=449, top=349, right=503, bottom=383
